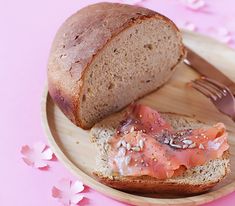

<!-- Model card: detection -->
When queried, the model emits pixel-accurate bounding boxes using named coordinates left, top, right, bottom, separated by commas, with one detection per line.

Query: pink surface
left=1, top=0, right=235, bottom=205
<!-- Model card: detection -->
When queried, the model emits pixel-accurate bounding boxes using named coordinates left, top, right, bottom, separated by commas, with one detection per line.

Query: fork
left=191, top=77, right=235, bottom=122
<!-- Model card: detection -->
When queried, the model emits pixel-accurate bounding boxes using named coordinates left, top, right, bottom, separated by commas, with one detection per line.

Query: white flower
left=21, top=142, right=53, bottom=168
left=52, top=179, right=84, bottom=206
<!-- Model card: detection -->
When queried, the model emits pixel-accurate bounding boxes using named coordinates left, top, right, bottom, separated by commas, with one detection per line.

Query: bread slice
left=48, top=2, right=185, bottom=129
left=90, top=111, right=230, bottom=195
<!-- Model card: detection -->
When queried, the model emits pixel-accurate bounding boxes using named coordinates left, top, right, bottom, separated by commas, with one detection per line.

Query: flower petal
left=181, top=21, right=197, bottom=31
left=41, top=148, right=53, bottom=160
left=21, top=145, right=31, bottom=155
left=22, top=157, right=34, bottom=166
left=58, top=195, right=70, bottom=206
left=34, top=159, right=48, bottom=168
left=56, top=178, right=72, bottom=191
left=33, top=142, right=46, bottom=153
left=181, top=0, right=205, bottom=11
left=71, top=194, right=84, bottom=204
left=21, top=142, right=54, bottom=169
left=52, top=186, right=62, bottom=198
left=52, top=179, right=86, bottom=206
left=52, top=183, right=70, bottom=206
left=71, top=181, right=84, bottom=194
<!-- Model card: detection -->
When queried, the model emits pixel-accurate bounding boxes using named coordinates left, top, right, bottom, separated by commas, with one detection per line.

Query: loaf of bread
left=48, top=2, right=185, bottom=129
left=90, top=111, right=230, bottom=194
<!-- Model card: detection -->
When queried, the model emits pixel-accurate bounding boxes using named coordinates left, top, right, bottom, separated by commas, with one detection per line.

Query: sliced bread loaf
left=48, top=2, right=185, bottom=129
left=90, top=111, right=230, bottom=194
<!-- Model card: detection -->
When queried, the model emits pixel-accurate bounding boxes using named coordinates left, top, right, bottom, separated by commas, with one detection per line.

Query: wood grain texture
left=41, top=30, right=235, bottom=206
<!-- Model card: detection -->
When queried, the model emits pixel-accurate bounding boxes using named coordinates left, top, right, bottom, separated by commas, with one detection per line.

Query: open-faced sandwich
left=47, top=2, right=230, bottom=195
left=91, top=104, right=230, bottom=194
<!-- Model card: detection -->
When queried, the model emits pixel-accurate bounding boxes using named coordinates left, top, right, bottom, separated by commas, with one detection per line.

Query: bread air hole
left=144, top=44, right=153, bottom=50
left=82, top=95, right=86, bottom=102
left=113, top=48, right=120, bottom=54
left=108, top=82, right=114, bottom=90
left=59, top=54, right=67, bottom=59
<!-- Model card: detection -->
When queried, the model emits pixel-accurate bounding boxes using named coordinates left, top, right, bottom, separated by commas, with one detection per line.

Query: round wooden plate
left=42, top=31, right=235, bottom=206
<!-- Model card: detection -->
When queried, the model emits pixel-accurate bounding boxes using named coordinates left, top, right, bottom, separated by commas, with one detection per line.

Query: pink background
left=1, top=0, right=235, bottom=205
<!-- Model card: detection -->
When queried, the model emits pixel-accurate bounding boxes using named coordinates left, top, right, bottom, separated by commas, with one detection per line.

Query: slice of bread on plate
left=47, top=2, right=185, bottom=129
left=90, top=107, right=230, bottom=195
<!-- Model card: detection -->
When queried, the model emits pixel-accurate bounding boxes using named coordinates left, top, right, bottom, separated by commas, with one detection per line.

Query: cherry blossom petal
left=21, top=142, right=53, bottom=168
left=52, top=179, right=85, bottom=206
left=34, top=142, right=46, bottom=153
left=22, top=157, right=34, bottom=166
left=181, top=0, right=206, bottom=11
left=34, top=159, right=48, bottom=168
left=41, top=148, right=53, bottom=160
left=52, top=186, right=62, bottom=198
left=56, top=178, right=72, bottom=191
left=21, top=145, right=31, bottom=155
left=71, top=194, right=84, bottom=204
left=71, top=181, right=84, bottom=194
left=180, top=21, right=197, bottom=31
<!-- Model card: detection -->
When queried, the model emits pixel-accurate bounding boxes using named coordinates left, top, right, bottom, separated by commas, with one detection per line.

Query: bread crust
left=94, top=152, right=230, bottom=195
left=47, top=2, right=185, bottom=129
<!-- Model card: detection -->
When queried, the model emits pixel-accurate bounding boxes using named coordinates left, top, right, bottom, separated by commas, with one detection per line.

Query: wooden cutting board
left=41, top=30, right=235, bottom=206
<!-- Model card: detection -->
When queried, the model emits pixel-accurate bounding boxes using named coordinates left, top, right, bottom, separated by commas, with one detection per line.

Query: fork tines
left=191, top=77, right=227, bottom=101
left=191, top=77, right=235, bottom=122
